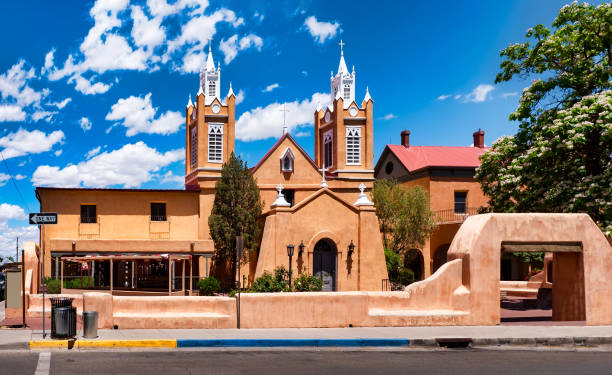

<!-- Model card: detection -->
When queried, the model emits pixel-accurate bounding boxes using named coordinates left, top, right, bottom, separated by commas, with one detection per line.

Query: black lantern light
left=298, top=240, right=305, bottom=256
left=347, top=240, right=355, bottom=257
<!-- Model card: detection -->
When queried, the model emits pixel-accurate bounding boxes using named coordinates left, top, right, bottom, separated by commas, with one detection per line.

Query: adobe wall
left=448, top=213, right=612, bottom=325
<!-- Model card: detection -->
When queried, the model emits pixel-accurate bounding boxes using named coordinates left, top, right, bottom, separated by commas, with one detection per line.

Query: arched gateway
left=313, top=239, right=337, bottom=291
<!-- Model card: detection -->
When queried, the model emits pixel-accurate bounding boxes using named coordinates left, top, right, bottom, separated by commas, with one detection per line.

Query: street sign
left=29, top=212, right=58, bottom=225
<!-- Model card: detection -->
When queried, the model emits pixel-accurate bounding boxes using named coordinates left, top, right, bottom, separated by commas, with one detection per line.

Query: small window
left=346, top=127, right=361, bottom=165
left=454, top=192, right=467, bottom=214
left=190, top=126, right=197, bottom=168
left=283, top=189, right=295, bottom=207
left=323, top=130, right=333, bottom=168
left=80, top=205, right=96, bottom=223
left=282, top=156, right=293, bottom=172
left=151, top=203, right=167, bottom=221
left=208, top=124, right=223, bottom=163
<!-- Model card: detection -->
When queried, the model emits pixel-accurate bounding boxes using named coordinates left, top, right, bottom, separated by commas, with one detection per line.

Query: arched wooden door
left=313, top=239, right=337, bottom=291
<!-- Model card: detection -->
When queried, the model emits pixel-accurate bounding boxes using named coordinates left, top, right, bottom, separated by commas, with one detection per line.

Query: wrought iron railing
left=433, top=207, right=480, bottom=225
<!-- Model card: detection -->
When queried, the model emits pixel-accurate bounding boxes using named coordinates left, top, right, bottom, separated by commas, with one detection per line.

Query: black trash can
left=50, top=297, right=76, bottom=339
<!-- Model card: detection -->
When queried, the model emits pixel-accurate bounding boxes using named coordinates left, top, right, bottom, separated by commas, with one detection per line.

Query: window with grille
left=208, top=123, right=223, bottom=162
left=190, top=126, right=197, bottom=168
left=208, top=80, right=216, bottom=96
left=344, top=84, right=351, bottom=102
left=323, top=130, right=333, bottom=168
left=80, top=205, right=96, bottom=223
left=346, top=127, right=361, bottom=165
left=454, top=192, right=467, bottom=214
left=151, top=203, right=167, bottom=221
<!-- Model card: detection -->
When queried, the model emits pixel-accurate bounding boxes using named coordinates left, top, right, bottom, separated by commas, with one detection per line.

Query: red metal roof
left=387, top=144, right=489, bottom=172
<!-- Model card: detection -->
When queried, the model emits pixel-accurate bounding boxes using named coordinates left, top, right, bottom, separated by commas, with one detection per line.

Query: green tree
left=208, top=153, right=262, bottom=287
left=371, top=179, right=435, bottom=254
left=477, top=2, right=612, bottom=236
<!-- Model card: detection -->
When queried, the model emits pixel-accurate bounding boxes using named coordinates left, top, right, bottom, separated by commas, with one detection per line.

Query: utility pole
left=16, top=237, right=19, bottom=263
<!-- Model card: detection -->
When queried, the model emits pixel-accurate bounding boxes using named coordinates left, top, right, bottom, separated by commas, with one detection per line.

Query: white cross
left=319, top=166, right=329, bottom=188
left=280, top=103, right=290, bottom=135
left=208, top=37, right=213, bottom=53
left=338, top=39, right=345, bottom=55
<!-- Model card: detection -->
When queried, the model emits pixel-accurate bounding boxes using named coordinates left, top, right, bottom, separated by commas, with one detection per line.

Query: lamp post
left=286, top=244, right=295, bottom=289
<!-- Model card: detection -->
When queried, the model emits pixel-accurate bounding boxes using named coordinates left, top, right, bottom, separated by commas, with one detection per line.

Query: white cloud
left=262, top=83, right=279, bottom=93
left=0, top=105, right=26, bottom=122
left=465, top=84, right=494, bottom=103
left=48, top=98, right=72, bottom=109
left=437, top=94, right=451, bottom=101
left=0, top=60, right=43, bottom=107
left=32, top=141, right=184, bottom=188
left=0, top=203, right=26, bottom=221
left=219, top=34, right=263, bottom=64
left=0, top=173, right=23, bottom=187
left=105, top=93, right=183, bottom=136
left=86, top=146, right=101, bottom=159
left=303, top=16, right=340, bottom=44
left=54, top=150, right=63, bottom=157
left=69, top=74, right=112, bottom=95
left=79, top=117, right=92, bottom=131
left=253, top=11, right=264, bottom=22
left=0, top=128, right=64, bottom=159
left=131, top=5, right=166, bottom=49
left=160, top=170, right=184, bottom=186
left=235, top=89, right=245, bottom=105
left=236, top=92, right=330, bottom=141
left=501, top=92, right=518, bottom=98
left=454, top=94, right=462, bottom=100
left=31, top=110, right=57, bottom=122
left=380, top=113, right=397, bottom=120
left=301, top=70, right=308, bottom=76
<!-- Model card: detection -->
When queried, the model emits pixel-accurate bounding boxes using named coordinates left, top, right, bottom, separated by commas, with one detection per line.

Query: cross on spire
left=208, top=37, right=212, bottom=53
left=280, top=103, right=290, bottom=135
left=338, top=39, right=345, bottom=55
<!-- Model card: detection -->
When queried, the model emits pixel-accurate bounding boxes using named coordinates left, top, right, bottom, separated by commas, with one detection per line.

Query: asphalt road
left=4, top=349, right=612, bottom=375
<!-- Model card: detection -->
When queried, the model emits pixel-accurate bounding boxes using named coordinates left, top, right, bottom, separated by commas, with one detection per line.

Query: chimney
left=473, top=129, right=485, bottom=148
left=401, top=130, right=410, bottom=148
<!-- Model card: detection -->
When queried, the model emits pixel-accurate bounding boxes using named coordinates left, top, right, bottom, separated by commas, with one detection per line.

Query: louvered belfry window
left=346, top=126, right=361, bottom=165
left=190, top=126, right=197, bottom=168
left=208, top=123, right=223, bottom=162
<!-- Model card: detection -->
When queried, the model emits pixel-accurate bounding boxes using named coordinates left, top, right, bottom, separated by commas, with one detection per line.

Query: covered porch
left=60, top=254, right=196, bottom=296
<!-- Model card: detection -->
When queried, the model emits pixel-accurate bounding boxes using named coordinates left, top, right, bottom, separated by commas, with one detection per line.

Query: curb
left=30, top=339, right=176, bottom=349
left=176, top=338, right=411, bottom=348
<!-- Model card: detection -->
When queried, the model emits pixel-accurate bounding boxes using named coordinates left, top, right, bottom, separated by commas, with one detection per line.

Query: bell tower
left=185, top=43, right=235, bottom=189
left=314, top=41, right=374, bottom=180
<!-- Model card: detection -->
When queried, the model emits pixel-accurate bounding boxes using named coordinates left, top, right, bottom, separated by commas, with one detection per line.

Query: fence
left=433, top=207, right=480, bottom=225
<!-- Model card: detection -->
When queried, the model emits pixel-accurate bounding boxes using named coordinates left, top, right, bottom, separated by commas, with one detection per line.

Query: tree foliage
left=478, top=2, right=612, bottom=236
left=208, top=153, right=262, bottom=287
left=371, top=179, right=435, bottom=254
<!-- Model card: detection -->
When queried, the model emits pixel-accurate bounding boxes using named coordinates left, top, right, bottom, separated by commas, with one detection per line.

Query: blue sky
left=0, top=0, right=595, bottom=256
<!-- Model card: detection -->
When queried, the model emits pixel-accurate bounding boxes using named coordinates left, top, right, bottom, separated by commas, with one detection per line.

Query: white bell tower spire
left=199, top=38, right=221, bottom=105
left=331, top=39, right=355, bottom=108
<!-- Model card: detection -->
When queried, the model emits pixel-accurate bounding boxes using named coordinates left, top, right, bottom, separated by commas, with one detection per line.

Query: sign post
left=236, top=235, right=243, bottom=329
left=29, top=212, right=58, bottom=338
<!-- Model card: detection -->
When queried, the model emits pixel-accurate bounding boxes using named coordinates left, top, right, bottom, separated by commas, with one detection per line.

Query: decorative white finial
left=352, top=65, right=355, bottom=74
left=319, top=166, right=329, bottom=188
left=363, top=86, right=372, bottom=103
left=187, top=94, right=193, bottom=108
left=280, top=103, right=290, bottom=135
left=354, top=183, right=373, bottom=206
left=316, top=101, right=322, bottom=112
left=227, top=81, right=235, bottom=97
left=271, top=183, right=290, bottom=207
left=208, top=37, right=212, bottom=53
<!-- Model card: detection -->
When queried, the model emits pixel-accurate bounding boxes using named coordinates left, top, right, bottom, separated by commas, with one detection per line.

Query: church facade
left=35, top=45, right=388, bottom=293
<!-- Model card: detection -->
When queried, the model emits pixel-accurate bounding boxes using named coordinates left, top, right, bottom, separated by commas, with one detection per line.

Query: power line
left=0, top=150, right=32, bottom=213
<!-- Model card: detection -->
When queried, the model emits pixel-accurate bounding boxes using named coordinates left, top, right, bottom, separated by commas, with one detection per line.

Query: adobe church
left=35, top=44, right=388, bottom=293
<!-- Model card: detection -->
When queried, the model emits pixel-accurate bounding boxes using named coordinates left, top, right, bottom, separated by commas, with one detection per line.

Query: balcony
left=434, top=207, right=480, bottom=225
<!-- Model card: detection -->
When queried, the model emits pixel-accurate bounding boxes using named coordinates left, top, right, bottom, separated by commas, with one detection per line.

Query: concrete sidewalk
left=0, top=325, right=608, bottom=350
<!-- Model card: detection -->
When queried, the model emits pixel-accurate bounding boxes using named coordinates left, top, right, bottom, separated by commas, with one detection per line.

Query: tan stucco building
left=35, top=46, right=388, bottom=293
left=374, top=129, right=489, bottom=280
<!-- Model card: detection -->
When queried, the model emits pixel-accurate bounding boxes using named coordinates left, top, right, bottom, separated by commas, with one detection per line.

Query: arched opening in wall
left=432, top=244, right=450, bottom=273
left=404, top=249, right=424, bottom=281
left=500, top=242, right=585, bottom=325
left=313, top=239, right=337, bottom=292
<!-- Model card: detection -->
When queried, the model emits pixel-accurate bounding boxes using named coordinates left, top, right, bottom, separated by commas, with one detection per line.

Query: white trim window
left=323, top=130, right=333, bottom=168
left=280, top=147, right=295, bottom=172
left=208, top=123, right=223, bottom=163
left=190, top=126, right=197, bottom=168
left=346, top=126, right=361, bottom=165
left=208, top=79, right=216, bottom=97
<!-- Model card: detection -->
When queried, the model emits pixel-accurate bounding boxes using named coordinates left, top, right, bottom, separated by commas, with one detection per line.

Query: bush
left=249, top=266, right=290, bottom=293
left=44, top=278, right=61, bottom=294
left=384, top=248, right=402, bottom=282
left=63, top=277, right=94, bottom=289
left=397, top=268, right=415, bottom=286
left=197, top=276, right=221, bottom=296
left=293, top=273, right=323, bottom=292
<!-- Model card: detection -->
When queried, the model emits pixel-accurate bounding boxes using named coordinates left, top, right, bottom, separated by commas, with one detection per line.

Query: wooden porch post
left=60, top=259, right=64, bottom=294
left=168, top=256, right=172, bottom=296
left=189, top=258, right=193, bottom=296
left=110, top=259, right=114, bottom=294
left=182, top=259, right=185, bottom=293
